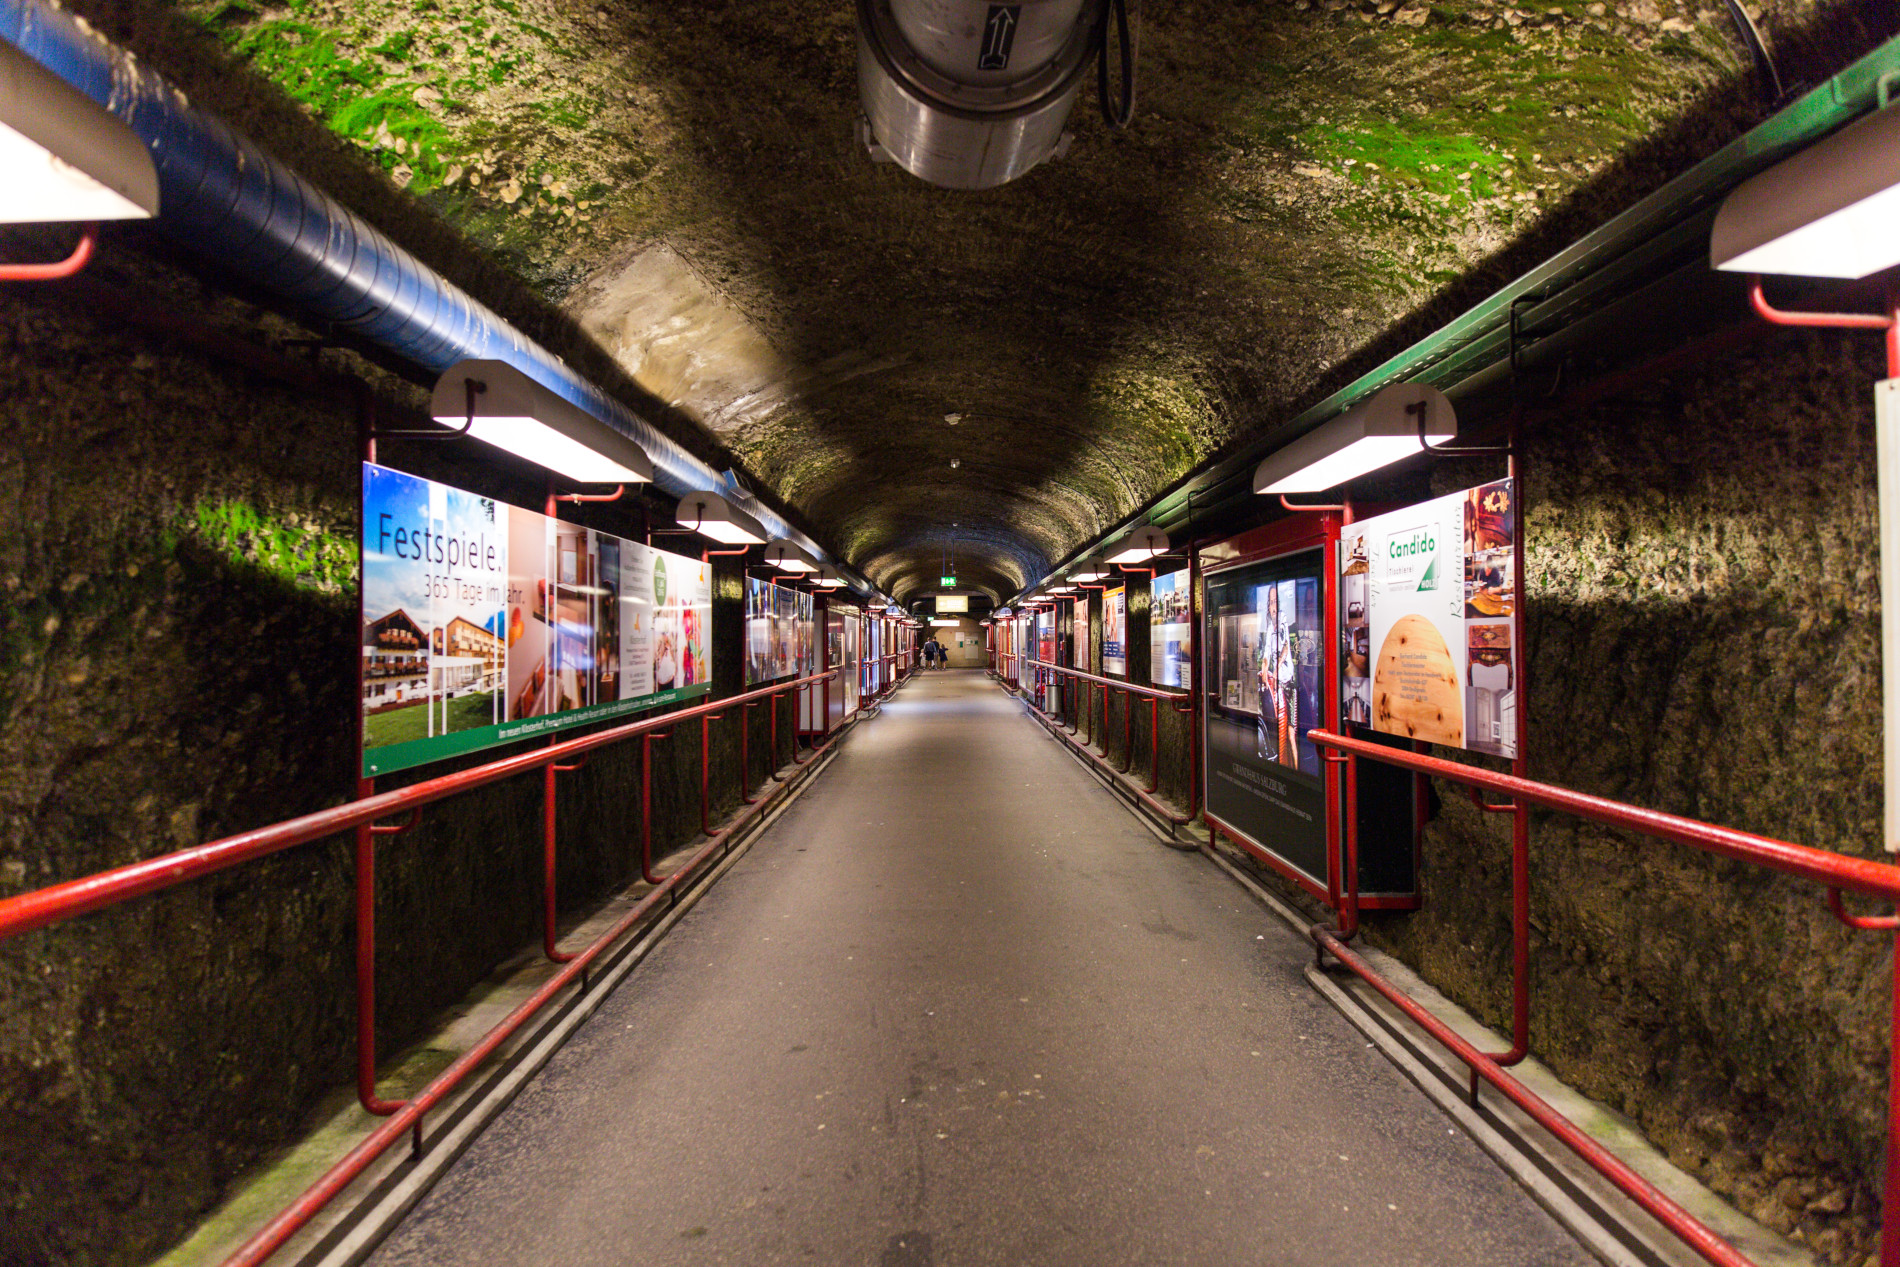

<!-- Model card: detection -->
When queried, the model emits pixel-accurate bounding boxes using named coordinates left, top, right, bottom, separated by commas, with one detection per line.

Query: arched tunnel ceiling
left=144, top=0, right=1858, bottom=598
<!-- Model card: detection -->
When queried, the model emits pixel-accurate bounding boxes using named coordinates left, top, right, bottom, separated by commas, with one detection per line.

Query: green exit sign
left=940, top=575, right=956, bottom=587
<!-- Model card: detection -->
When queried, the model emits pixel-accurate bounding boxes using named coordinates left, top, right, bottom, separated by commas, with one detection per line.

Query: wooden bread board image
left=1372, top=613, right=1463, bottom=746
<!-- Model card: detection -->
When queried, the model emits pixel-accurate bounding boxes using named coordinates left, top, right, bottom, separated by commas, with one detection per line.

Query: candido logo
left=652, top=556, right=668, bottom=606
left=1384, top=524, right=1440, bottom=590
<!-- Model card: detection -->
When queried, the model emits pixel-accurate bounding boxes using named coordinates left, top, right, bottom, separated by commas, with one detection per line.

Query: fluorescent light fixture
left=930, top=617, right=959, bottom=626
left=1070, top=557, right=1109, bottom=582
left=1046, top=583, right=1076, bottom=593
left=1253, top=382, right=1456, bottom=495
left=1711, top=103, right=1900, bottom=278
left=763, top=539, right=818, bottom=572
left=994, top=607, right=1013, bottom=619
left=672, top=491, right=765, bottom=545
left=1106, top=526, right=1169, bottom=565
left=431, top=361, right=653, bottom=485
left=0, top=39, right=158, bottom=224
left=886, top=603, right=905, bottom=616
left=812, top=566, right=846, bottom=587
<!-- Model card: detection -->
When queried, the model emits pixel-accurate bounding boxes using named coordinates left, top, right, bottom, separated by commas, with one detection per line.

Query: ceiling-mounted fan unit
left=855, top=0, right=1137, bottom=190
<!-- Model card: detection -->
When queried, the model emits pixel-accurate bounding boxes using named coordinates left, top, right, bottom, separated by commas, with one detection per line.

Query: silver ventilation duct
left=856, top=0, right=1134, bottom=190
left=0, top=0, right=879, bottom=592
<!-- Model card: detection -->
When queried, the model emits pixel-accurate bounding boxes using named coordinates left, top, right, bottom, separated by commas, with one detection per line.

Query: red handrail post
left=1147, top=696, right=1161, bottom=795
left=640, top=730, right=673, bottom=885
left=768, top=692, right=785, bottom=781
left=1344, top=753, right=1361, bottom=936
left=700, top=713, right=719, bottom=837
left=540, top=749, right=579, bottom=964
left=1887, top=932, right=1900, bottom=1267
left=1119, top=687, right=1134, bottom=774
left=739, top=701, right=758, bottom=804
left=353, top=775, right=405, bottom=1117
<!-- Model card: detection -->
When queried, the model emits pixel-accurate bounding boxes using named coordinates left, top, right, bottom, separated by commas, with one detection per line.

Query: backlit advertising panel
left=1150, top=566, right=1191, bottom=688
left=1203, top=548, right=1326, bottom=881
left=361, top=463, right=711, bottom=776
left=1103, top=586, right=1127, bottom=676
left=1339, top=479, right=1517, bottom=758
left=745, top=578, right=816, bottom=685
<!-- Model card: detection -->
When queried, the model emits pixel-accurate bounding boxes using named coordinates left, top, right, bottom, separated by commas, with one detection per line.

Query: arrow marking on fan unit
left=979, top=5, right=1021, bottom=71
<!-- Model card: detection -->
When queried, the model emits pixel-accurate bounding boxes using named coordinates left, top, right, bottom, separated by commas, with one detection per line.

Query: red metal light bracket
left=0, top=223, right=97, bottom=283
left=1748, top=276, right=1900, bottom=377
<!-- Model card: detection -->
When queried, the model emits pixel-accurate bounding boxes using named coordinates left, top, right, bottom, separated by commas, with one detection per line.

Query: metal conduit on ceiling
left=0, top=0, right=876, bottom=595
left=1014, top=33, right=1900, bottom=601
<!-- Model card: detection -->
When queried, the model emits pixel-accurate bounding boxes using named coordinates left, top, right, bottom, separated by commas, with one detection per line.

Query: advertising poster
left=1339, top=478, right=1517, bottom=758
left=1202, top=548, right=1327, bottom=878
left=362, top=463, right=712, bottom=777
left=1103, top=586, right=1127, bottom=677
left=745, top=578, right=816, bottom=685
left=1036, top=608, right=1056, bottom=667
left=1072, top=597, right=1089, bottom=669
left=1150, top=566, right=1192, bottom=688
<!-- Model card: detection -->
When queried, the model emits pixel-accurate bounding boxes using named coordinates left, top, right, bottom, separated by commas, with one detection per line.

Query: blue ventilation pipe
left=0, top=0, right=874, bottom=591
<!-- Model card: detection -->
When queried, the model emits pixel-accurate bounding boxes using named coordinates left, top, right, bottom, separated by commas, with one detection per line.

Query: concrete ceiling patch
left=569, top=242, right=800, bottom=441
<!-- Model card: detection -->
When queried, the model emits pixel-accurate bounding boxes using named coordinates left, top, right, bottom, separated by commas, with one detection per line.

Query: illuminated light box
left=431, top=361, right=652, bottom=485
left=1253, top=382, right=1456, bottom=495
left=1106, top=526, right=1168, bottom=564
left=1711, top=103, right=1900, bottom=279
left=763, top=539, right=818, bottom=572
left=672, top=491, right=766, bottom=545
left=0, top=39, right=158, bottom=223
left=936, top=594, right=969, bottom=613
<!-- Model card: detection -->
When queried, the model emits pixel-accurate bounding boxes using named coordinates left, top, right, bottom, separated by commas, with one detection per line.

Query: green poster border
left=363, top=681, right=713, bottom=777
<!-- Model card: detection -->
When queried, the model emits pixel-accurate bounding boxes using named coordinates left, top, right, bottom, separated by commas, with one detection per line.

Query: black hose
left=1719, top=0, right=1785, bottom=107
left=1097, top=0, right=1136, bottom=130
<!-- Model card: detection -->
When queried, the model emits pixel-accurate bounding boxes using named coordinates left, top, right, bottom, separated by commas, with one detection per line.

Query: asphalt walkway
left=369, top=669, right=1592, bottom=1266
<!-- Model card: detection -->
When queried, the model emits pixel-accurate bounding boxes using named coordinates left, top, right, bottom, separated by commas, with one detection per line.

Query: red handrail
left=11, top=667, right=849, bottom=1263
left=1311, top=729, right=1900, bottom=900
left=0, top=670, right=839, bottom=942
left=1308, top=726, right=1900, bottom=1267
left=1011, top=658, right=1196, bottom=825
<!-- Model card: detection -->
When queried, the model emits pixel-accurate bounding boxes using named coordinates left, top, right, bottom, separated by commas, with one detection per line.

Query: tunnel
left=5, top=0, right=1900, bottom=1262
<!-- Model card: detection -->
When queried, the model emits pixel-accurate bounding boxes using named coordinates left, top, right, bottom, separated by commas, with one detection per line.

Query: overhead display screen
left=936, top=594, right=970, bottom=613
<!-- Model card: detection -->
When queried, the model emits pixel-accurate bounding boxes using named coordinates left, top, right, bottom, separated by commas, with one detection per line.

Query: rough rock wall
left=0, top=247, right=791, bottom=1266
left=1366, top=328, right=1890, bottom=1265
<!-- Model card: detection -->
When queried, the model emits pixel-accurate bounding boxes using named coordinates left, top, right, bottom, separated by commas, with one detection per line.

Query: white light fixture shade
left=930, top=617, right=959, bottom=626
left=431, top=360, right=653, bottom=485
left=1106, top=526, right=1169, bottom=565
left=1046, top=583, right=1076, bottom=593
left=673, top=491, right=766, bottom=544
left=0, top=39, right=158, bottom=224
left=812, top=566, right=846, bottom=587
left=886, top=603, right=905, bottom=616
left=1253, top=382, right=1456, bottom=495
left=1711, top=104, right=1900, bottom=279
left=994, top=606, right=1013, bottom=619
left=763, top=539, right=818, bottom=572
left=1069, top=557, right=1109, bottom=582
